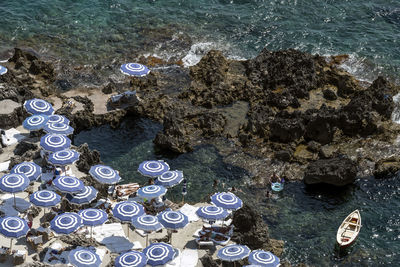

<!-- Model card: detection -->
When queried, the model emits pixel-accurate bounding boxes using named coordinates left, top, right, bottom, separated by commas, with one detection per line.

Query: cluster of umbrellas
left=217, top=244, right=280, bottom=267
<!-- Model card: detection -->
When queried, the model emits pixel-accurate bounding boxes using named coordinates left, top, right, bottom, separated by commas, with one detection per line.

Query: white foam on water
left=391, top=93, right=400, bottom=124
left=182, top=42, right=215, bottom=67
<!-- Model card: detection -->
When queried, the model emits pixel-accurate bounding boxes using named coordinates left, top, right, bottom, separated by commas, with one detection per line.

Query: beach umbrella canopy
left=11, top=161, right=42, bottom=182
left=196, top=206, right=229, bottom=221
left=0, top=173, right=29, bottom=193
left=89, top=165, right=121, bottom=185
left=24, top=98, right=54, bottom=115
left=68, top=248, right=101, bottom=267
left=79, top=209, right=108, bottom=227
left=0, top=216, right=29, bottom=238
left=143, top=242, right=175, bottom=266
left=112, top=201, right=145, bottom=222
left=115, top=250, right=147, bottom=267
left=158, top=210, right=188, bottom=230
left=248, top=250, right=280, bottom=267
left=23, top=115, right=48, bottom=131
left=50, top=212, right=82, bottom=234
left=40, top=133, right=71, bottom=153
left=66, top=186, right=98, bottom=205
left=217, top=244, right=251, bottom=262
left=44, top=122, right=74, bottom=135
left=137, top=185, right=167, bottom=200
left=120, top=63, right=150, bottom=77
left=211, top=192, right=243, bottom=211
left=138, top=160, right=169, bottom=177
left=53, top=176, right=84, bottom=193
left=48, top=149, right=80, bottom=166
left=30, top=190, right=61, bottom=207
left=0, top=65, right=7, bottom=75
left=131, top=215, right=163, bottom=232
left=48, top=114, right=70, bottom=125
left=155, top=170, right=183, bottom=188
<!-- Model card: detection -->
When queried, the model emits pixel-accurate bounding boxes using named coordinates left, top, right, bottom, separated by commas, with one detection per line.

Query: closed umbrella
left=68, top=248, right=101, bottom=267
left=137, top=185, right=167, bottom=200
left=0, top=65, right=7, bottom=75
left=120, top=63, right=150, bottom=77
left=196, top=206, right=229, bottom=222
left=217, top=244, right=251, bottom=266
left=143, top=242, right=175, bottom=266
left=66, top=186, right=98, bottom=205
left=11, top=161, right=42, bottom=182
left=23, top=115, right=48, bottom=131
left=24, top=98, right=54, bottom=115
left=89, top=165, right=121, bottom=185
left=138, top=160, right=169, bottom=177
left=44, top=122, right=74, bottom=135
left=0, top=173, right=30, bottom=207
left=0, top=216, right=29, bottom=250
left=50, top=212, right=82, bottom=235
left=248, top=250, right=280, bottom=267
left=79, top=208, right=108, bottom=239
left=211, top=192, right=243, bottom=211
left=48, top=114, right=70, bottom=125
left=155, top=170, right=183, bottom=188
left=53, top=176, right=84, bottom=193
left=131, top=215, right=163, bottom=246
left=48, top=149, right=80, bottom=166
left=115, top=250, right=147, bottom=267
left=40, top=133, right=71, bottom=153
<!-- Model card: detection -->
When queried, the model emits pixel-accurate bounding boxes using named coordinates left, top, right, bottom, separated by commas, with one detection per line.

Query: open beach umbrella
left=115, top=250, right=147, bottom=267
left=113, top=201, right=145, bottom=238
left=40, top=133, right=71, bottom=153
left=48, top=114, right=70, bottom=125
left=211, top=192, right=243, bottom=211
left=23, top=115, right=48, bottom=131
left=143, top=242, right=175, bottom=266
left=11, top=161, right=42, bottom=182
left=137, top=185, right=167, bottom=200
left=48, top=149, right=80, bottom=166
left=89, top=165, right=121, bottom=185
left=50, top=212, right=83, bottom=235
left=79, top=208, right=108, bottom=239
left=0, top=216, right=29, bottom=250
left=24, top=98, right=54, bottom=115
left=155, top=170, right=183, bottom=188
left=30, top=190, right=61, bottom=208
left=66, top=186, right=98, bottom=205
left=53, top=176, right=84, bottom=193
left=196, top=206, right=229, bottom=222
left=0, top=65, right=7, bottom=75
left=248, top=250, right=280, bottom=267
left=68, top=248, right=101, bottom=267
left=217, top=244, right=251, bottom=263
left=138, top=160, right=169, bottom=177
left=131, top=215, right=163, bottom=246
left=120, top=63, right=150, bottom=77
left=44, top=122, right=74, bottom=135
left=0, top=173, right=30, bottom=207
left=158, top=210, right=188, bottom=230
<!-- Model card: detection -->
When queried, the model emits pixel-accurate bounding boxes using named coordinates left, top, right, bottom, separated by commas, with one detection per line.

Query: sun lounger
left=195, top=237, right=214, bottom=248
left=12, top=249, right=27, bottom=265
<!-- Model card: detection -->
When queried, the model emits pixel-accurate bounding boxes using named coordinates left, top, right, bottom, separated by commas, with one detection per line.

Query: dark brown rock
left=76, top=143, right=102, bottom=174
left=374, top=157, right=400, bottom=178
left=14, top=141, right=38, bottom=156
left=274, top=150, right=292, bottom=162
left=322, top=88, right=337, bottom=100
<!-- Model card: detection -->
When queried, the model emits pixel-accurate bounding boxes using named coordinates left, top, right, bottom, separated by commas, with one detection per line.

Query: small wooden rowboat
left=336, top=210, right=362, bottom=248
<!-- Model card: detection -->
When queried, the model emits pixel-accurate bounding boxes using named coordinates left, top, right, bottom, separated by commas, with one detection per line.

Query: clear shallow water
left=75, top=118, right=400, bottom=266
left=1, top=0, right=400, bottom=81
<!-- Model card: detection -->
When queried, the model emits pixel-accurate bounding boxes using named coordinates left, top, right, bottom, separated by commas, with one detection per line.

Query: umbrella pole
left=9, top=239, right=12, bottom=251
left=127, top=224, right=129, bottom=239
left=91, top=226, right=93, bottom=240
left=13, top=193, right=16, bottom=208
left=146, top=234, right=149, bottom=247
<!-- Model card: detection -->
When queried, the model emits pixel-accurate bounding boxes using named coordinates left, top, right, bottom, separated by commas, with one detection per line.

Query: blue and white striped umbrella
left=53, top=176, right=84, bottom=193
left=137, top=185, right=167, bottom=200
left=44, top=122, right=74, bottom=135
left=211, top=192, right=243, bottom=210
left=0, top=217, right=29, bottom=239
left=69, top=248, right=101, bottom=267
left=143, top=242, right=175, bottom=266
left=24, top=98, right=54, bottom=115
left=120, top=63, right=150, bottom=77
left=30, top=190, right=61, bottom=207
left=155, top=170, right=183, bottom=188
left=23, top=115, right=48, bottom=131
left=138, top=160, right=169, bottom=177
left=11, top=161, right=42, bottom=182
left=217, top=244, right=251, bottom=262
left=115, top=251, right=147, bottom=267
left=66, top=186, right=98, bottom=205
left=196, top=206, right=229, bottom=221
left=89, top=165, right=121, bottom=185
left=79, top=209, right=108, bottom=227
left=158, top=211, right=188, bottom=230
left=0, top=173, right=29, bottom=193
left=131, top=215, right=163, bottom=232
left=248, top=250, right=280, bottom=267
left=0, top=65, right=7, bottom=75
left=48, top=114, right=70, bottom=125
left=48, top=149, right=80, bottom=166
left=40, top=133, right=71, bottom=153
left=112, top=201, right=145, bottom=222
left=50, top=212, right=83, bottom=235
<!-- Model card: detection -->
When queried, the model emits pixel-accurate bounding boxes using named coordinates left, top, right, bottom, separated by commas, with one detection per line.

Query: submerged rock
left=374, top=156, right=400, bottom=179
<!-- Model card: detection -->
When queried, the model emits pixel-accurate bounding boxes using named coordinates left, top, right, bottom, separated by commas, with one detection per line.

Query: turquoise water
left=75, top=118, right=400, bottom=266
left=1, top=0, right=400, bottom=81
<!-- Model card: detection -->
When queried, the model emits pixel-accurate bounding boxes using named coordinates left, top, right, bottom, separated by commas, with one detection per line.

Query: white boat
left=336, top=209, right=362, bottom=248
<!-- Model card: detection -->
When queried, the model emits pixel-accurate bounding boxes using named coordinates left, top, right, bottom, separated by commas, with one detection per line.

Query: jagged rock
left=307, top=141, right=321, bottom=153
left=14, top=141, right=38, bottom=156
left=323, top=88, right=337, bottom=100
left=0, top=99, right=26, bottom=129
left=76, top=143, right=101, bottom=173
left=304, top=157, right=358, bottom=186
left=199, top=253, right=221, bottom=267
left=274, top=150, right=292, bottom=162
left=269, top=116, right=305, bottom=143
left=373, top=157, right=400, bottom=178
left=60, top=234, right=101, bottom=247
left=102, top=81, right=116, bottom=94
